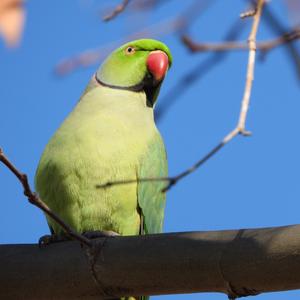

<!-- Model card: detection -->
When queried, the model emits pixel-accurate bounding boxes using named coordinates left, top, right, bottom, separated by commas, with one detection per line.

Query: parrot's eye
left=125, top=46, right=136, bottom=55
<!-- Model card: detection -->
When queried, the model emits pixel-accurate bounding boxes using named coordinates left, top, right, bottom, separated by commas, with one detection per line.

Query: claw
left=38, top=234, right=68, bottom=247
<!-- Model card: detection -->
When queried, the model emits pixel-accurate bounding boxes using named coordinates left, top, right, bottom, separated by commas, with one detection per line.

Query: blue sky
left=1, top=0, right=300, bottom=299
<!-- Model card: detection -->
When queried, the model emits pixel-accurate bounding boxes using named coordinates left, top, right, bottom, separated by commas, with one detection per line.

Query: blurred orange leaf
left=0, top=0, right=25, bottom=47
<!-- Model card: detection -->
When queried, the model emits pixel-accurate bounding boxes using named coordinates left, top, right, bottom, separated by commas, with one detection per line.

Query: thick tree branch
left=0, top=148, right=92, bottom=247
left=2, top=225, right=300, bottom=299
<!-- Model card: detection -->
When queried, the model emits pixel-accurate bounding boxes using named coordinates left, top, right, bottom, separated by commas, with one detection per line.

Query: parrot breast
left=35, top=85, right=164, bottom=236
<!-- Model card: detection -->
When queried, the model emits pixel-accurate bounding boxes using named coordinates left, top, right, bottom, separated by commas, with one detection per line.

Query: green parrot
left=35, top=39, right=172, bottom=298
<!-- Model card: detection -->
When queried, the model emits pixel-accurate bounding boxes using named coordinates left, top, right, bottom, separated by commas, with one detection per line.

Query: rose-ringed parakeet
left=35, top=39, right=172, bottom=298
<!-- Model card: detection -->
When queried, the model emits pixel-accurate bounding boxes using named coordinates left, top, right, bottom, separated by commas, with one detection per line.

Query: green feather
left=35, top=86, right=156, bottom=235
left=35, top=39, right=171, bottom=300
left=137, top=134, right=167, bottom=234
left=97, top=39, right=172, bottom=89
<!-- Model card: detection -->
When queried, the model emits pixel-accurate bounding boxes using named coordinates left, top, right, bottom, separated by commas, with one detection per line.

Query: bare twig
left=96, top=177, right=170, bottom=189
left=182, top=28, right=300, bottom=53
left=130, top=0, right=172, bottom=11
left=103, top=0, right=130, bottom=22
left=97, top=0, right=265, bottom=192
left=0, top=148, right=92, bottom=247
left=164, top=0, right=265, bottom=190
left=56, top=0, right=213, bottom=76
left=155, top=17, right=247, bottom=122
left=262, top=4, right=300, bottom=80
left=240, top=8, right=257, bottom=19
left=55, top=17, right=184, bottom=75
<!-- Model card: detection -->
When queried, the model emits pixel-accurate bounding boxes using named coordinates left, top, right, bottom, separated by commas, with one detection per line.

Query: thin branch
left=174, top=0, right=216, bottom=35
left=96, top=177, right=170, bottom=189
left=103, top=0, right=130, bottom=22
left=155, top=17, right=247, bottom=122
left=165, top=0, right=265, bottom=190
left=238, top=0, right=264, bottom=130
left=0, top=148, right=92, bottom=247
left=130, top=0, right=173, bottom=12
left=164, top=0, right=265, bottom=190
left=240, top=7, right=257, bottom=19
left=261, top=3, right=300, bottom=80
left=182, top=28, right=300, bottom=53
left=98, top=1, right=265, bottom=193
left=55, top=17, right=184, bottom=75
left=56, top=1, right=213, bottom=76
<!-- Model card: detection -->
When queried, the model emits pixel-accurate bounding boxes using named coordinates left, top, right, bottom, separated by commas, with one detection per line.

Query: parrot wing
left=137, top=131, right=168, bottom=235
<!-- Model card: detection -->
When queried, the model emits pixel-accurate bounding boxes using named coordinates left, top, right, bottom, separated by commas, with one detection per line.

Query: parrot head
left=95, top=39, right=172, bottom=107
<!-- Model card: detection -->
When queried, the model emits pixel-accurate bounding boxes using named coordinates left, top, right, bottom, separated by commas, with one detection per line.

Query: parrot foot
left=38, top=234, right=68, bottom=247
left=82, top=230, right=119, bottom=239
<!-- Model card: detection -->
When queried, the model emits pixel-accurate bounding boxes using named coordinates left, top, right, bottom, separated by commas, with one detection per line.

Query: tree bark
left=1, top=225, right=300, bottom=299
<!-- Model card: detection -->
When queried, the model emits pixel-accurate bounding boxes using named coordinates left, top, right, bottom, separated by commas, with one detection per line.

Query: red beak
left=146, top=50, right=169, bottom=81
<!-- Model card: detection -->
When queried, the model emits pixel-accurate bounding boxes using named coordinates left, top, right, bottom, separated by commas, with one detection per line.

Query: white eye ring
left=125, top=46, right=136, bottom=55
